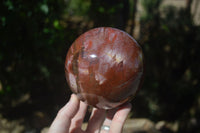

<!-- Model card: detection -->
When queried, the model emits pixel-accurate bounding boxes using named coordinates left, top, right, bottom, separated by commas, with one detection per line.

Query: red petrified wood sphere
left=65, top=27, right=144, bottom=109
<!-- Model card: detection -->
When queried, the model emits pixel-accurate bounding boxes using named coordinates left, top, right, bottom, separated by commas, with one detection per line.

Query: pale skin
left=48, top=94, right=132, bottom=133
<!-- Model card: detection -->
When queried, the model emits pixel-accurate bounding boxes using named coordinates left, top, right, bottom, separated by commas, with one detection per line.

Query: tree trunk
left=186, top=0, right=193, bottom=13
left=130, top=0, right=138, bottom=36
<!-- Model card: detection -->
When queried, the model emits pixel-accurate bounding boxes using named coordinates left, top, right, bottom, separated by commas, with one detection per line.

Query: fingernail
left=66, top=94, right=74, bottom=105
left=70, top=94, right=77, bottom=101
left=119, top=102, right=132, bottom=111
left=68, top=94, right=78, bottom=104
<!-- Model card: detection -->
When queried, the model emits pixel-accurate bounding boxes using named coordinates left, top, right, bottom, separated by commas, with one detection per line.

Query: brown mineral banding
left=65, top=27, right=144, bottom=109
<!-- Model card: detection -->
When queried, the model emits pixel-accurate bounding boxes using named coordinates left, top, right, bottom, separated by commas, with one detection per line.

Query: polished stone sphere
left=65, top=27, right=144, bottom=109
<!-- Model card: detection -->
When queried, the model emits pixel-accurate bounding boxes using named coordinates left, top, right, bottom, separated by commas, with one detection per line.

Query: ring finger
left=100, top=108, right=117, bottom=133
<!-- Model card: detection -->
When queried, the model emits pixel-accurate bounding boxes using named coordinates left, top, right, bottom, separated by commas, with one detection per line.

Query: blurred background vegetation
left=0, top=0, right=200, bottom=132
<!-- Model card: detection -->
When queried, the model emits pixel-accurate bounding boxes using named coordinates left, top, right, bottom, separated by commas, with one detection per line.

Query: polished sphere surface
left=65, top=27, right=144, bottom=109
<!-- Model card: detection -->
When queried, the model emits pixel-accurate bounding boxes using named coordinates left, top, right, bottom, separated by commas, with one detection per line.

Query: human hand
left=48, top=94, right=132, bottom=133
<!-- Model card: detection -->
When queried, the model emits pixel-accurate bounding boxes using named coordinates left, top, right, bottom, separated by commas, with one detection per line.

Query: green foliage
left=138, top=1, right=200, bottom=132
left=66, top=0, right=91, bottom=15
left=0, top=0, right=69, bottom=107
left=89, top=0, right=129, bottom=28
left=141, top=0, right=162, bottom=21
